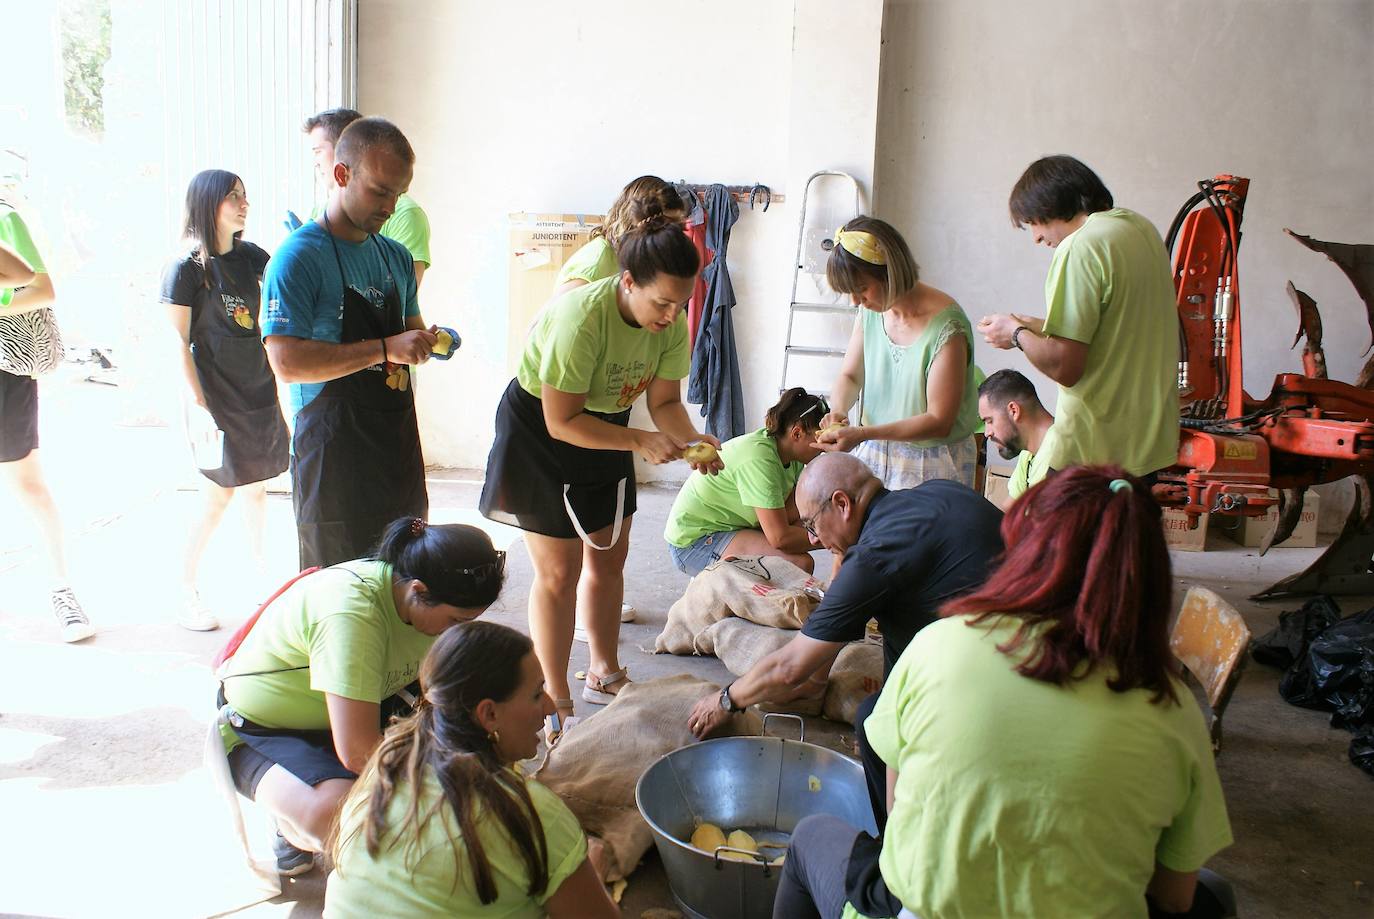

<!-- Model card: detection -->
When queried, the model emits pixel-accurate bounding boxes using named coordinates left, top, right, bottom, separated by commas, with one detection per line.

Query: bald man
left=688, top=453, right=1004, bottom=825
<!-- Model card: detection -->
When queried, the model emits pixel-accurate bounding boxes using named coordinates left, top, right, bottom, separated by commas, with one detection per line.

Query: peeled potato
left=727, top=829, right=759, bottom=855
left=818, top=421, right=848, bottom=438
left=432, top=329, right=454, bottom=355
left=690, top=823, right=726, bottom=853
left=683, top=442, right=719, bottom=464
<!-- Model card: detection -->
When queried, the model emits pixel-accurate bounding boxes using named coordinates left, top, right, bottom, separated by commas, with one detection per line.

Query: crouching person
left=778, top=468, right=1235, bottom=919
left=215, top=517, right=505, bottom=875
left=324, top=621, right=620, bottom=918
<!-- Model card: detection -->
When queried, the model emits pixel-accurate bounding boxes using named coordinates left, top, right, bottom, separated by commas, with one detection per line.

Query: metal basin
left=635, top=715, right=877, bottom=919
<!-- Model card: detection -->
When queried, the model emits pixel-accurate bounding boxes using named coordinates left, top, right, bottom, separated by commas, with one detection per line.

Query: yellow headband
left=833, top=227, right=887, bottom=266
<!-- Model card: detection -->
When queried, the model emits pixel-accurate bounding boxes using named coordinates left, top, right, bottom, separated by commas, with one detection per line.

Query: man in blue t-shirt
left=262, top=117, right=438, bottom=569
left=687, top=453, right=1004, bottom=826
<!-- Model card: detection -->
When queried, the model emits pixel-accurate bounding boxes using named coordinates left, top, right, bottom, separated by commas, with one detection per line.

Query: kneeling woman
left=325, top=621, right=619, bottom=918
left=779, top=467, right=1234, bottom=919
left=664, top=387, right=826, bottom=575
left=215, top=517, right=505, bottom=875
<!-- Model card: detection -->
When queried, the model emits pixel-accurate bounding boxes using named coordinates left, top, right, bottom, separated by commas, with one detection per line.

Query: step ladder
left=780, top=170, right=863, bottom=400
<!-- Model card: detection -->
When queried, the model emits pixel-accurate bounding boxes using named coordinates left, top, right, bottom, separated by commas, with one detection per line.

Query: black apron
left=290, top=228, right=427, bottom=569
left=192, top=246, right=289, bottom=487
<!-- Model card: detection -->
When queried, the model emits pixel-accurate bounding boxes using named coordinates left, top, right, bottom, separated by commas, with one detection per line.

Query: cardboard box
left=1223, top=490, right=1320, bottom=549
left=984, top=469, right=1012, bottom=511
left=507, top=212, right=604, bottom=373
left=1162, top=507, right=1212, bottom=552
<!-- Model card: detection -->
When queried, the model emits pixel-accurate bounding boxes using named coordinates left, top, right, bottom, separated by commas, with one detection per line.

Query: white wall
left=874, top=0, right=1374, bottom=409
left=359, top=0, right=885, bottom=479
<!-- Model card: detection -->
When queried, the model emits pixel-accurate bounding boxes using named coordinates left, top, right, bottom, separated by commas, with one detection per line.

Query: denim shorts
left=668, top=530, right=737, bottom=576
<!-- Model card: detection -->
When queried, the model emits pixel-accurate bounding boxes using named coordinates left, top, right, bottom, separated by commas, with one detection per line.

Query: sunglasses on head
left=457, top=550, right=506, bottom=585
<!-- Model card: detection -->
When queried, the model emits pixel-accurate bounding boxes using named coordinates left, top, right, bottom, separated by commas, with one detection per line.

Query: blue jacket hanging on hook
left=688, top=184, right=746, bottom=440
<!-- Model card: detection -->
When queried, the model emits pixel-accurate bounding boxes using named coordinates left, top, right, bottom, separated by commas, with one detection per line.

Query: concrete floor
left=1, top=370, right=1371, bottom=918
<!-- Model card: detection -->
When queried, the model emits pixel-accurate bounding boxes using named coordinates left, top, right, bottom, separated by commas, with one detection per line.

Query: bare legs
left=252, top=767, right=353, bottom=852
left=720, top=528, right=816, bottom=574
left=181, top=480, right=270, bottom=629
left=525, top=515, right=634, bottom=703
left=0, top=449, right=69, bottom=584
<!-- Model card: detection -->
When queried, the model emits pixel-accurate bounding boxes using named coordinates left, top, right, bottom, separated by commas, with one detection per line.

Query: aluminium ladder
left=779, top=170, right=863, bottom=399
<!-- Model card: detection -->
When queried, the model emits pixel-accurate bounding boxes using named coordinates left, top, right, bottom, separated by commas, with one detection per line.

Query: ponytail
left=330, top=622, right=549, bottom=904
left=617, top=214, right=700, bottom=285
left=373, top=517, right=505, bottom=609
left=765, top=388, right=828, bottom=440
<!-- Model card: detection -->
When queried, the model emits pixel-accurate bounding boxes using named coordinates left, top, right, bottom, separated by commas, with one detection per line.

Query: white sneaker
left=51, top=587, right=94, bottom=643
left=620, top=601, right=636, bottom=623
left=179, top=591, right=221, bottom=632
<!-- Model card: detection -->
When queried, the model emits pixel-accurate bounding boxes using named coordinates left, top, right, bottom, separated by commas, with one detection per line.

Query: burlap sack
left=533, top=674, right=761, bottom=882
left=699, top=617, right=826, bottom=716
left=822, top=641, right=884, bottom=724
left=654, top=556, right=822, bottom=655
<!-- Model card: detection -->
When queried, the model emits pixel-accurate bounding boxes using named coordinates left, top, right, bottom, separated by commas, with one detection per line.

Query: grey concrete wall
left=874, top=0, right=1374, bottom=407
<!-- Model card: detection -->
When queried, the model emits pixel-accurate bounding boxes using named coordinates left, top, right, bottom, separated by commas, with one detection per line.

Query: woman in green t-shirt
left=815, top=216, right=981, bottom=490
left=552, top=175, right=687, bottom=299
left=664, top=387, right=827, bottom=575
left=480, top=217, right=719, bottom=743
left=215, top=516, right=505, bottom=876
left=551, top=176, right=686, bottom=632
left=325, top=621, right=618, bottom=919
left=778, top=467, right=1234, bottom=919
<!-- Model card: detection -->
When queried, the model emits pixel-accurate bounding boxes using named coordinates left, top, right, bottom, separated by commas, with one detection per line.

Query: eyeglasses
left=800, top=498, right=833, bottom=539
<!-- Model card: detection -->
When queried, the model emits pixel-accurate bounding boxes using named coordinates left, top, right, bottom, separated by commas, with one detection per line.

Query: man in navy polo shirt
left=687, top=452, right=1004, bottom=827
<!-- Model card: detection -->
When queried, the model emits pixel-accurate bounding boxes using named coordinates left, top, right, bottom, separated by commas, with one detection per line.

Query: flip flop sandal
left=544, top=699, right=580, bottom=747
left=581, top=667, right=630, bottom=705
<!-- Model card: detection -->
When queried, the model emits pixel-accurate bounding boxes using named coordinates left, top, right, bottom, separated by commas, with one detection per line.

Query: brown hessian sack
left=532, top=674, right=761, bottom=883
left=654, top=556, right=823, bottom=655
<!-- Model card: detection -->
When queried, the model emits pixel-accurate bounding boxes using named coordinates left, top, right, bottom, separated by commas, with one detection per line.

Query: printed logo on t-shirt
left=264, top=298, right=291, bottom=328
left=607, top=360, right=652, bottom=408
left=220, top=292, right=254, bottom=329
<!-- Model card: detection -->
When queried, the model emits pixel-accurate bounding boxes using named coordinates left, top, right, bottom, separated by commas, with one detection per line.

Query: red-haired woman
left=776, top=467, right=1235, bottom=919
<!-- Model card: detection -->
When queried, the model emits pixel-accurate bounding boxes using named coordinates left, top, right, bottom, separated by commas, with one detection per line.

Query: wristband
left=381, top=337, right=388, bottom=364
left=1012, top=325, right=1031, bottom=351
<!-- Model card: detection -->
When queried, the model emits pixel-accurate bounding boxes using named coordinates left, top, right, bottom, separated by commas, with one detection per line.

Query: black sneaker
left=51, top=587, right=94, bottom=643
left=272, top=830, right=315, bottom=876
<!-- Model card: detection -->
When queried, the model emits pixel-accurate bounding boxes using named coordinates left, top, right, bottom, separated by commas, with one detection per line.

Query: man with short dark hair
left=977, top=155, right=1179, bottom=480
left=264, top=116, right=437, bottom=569
left=304, top=107, right=433, bottom=287
left=977, top=369, right=1055, bottom=500
left=687, top=453, right=1003, bottom=828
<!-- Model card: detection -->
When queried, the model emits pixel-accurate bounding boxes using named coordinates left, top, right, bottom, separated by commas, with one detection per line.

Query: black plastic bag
left=1251, top=595, right=1342, bottom=670
left=1350, top=727, right=1374, bottom=777
left=1278, top=608, right=1374, bottom=724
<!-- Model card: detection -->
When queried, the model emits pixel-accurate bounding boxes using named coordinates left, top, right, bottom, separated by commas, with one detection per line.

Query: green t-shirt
left=0, top=205, right=45, bottom=314
left=325, top=768, right=587, bottom=919
left=850, top=614, right=1232, bottom=919
left=1006, top=427, right=1057, bottom=500
left=516, top=275, right=690, bottom=414
left=381, top=193, right=432, bottom=267
left=219, top=560, right=436, bottom=753
left=1040, top=208, right=1180, bottom=476
left=858, top=304, right=980, bottom=446
left=556, top=236, right=618, bottom=285
left=664, top=428, right=803, bottom=547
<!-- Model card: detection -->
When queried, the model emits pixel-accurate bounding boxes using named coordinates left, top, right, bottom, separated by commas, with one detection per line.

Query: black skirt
left=480, top=378, right=637, bottom=539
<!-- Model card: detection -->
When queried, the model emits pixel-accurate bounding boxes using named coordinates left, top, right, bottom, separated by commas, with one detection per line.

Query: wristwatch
left=719, top=683, right=745, bottom=714
left=1012, top=325, right=1032, bottom=351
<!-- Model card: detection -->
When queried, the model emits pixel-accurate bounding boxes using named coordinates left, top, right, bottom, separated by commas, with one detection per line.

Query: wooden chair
left=1171, top=586, right=1251, bottom=752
